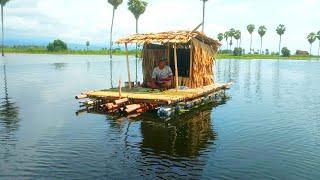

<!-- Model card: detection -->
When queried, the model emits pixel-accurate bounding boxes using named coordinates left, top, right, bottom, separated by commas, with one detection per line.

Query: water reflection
left=52, top=63, right=67, bottom=71
left=0, top=65, right=20, bottom=132
left=140, top=107, right=216, bottom=157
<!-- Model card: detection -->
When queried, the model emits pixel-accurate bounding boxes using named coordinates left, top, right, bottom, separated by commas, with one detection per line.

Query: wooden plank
left=125, top=43, right=132, bottom=89
left=174, top=44, right=179, bottom=91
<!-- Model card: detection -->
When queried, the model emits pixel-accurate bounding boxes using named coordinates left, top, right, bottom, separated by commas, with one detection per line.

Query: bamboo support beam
left=125, top=43, right=132, bottom=89
left=174, top=44, right=179, bottom=91
left=167, top=44, right=170, bottom=66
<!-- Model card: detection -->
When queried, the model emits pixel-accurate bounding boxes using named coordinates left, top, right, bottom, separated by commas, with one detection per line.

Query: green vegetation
left=281, top=47, right=290, bottom=57
left=4, top=45, right=138, bottom=55
left=47, top=39, right=68, bottom=52
left=258, top=25, right=267, bottom=54
left=1, top=0, right=10, bottom=56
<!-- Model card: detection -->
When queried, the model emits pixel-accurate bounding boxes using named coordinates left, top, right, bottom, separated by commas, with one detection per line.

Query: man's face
left=159, top=61, right=165, bottom=68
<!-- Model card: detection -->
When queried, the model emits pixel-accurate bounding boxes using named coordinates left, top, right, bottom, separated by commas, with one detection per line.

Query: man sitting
left=147, top=58, right=173, bottom=89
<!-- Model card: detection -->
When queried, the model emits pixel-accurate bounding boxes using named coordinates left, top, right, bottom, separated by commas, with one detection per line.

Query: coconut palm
left=228, top=28, right=236, bottom=50
left=86, top=41, right=90, bottom=51
left=201, top=0, right=208, bottom=32
left=247, top=24, right=255, bottom=53
left=258, top=25, right=267, bottom=54
left=128, top=0, right=147, bottom=83
left=317, top=31, right=320, bottom=56
left=0, top=0, right=10, bottom=57
left=234, top=30, right=241, bottom=48
left=224, top=31, right=229, bottom=50
left=307, top=32, right=317, bottom=55
left=276, top=24, right=286, bottom=55
left=217, top=33, right=223, bottom=42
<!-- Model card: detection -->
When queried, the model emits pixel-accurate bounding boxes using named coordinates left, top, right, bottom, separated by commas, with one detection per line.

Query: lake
left=0, top=54, right=320, bottom=179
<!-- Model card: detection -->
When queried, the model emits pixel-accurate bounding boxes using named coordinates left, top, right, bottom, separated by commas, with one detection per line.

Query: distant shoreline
left=3, top=49, right=320, bottom=60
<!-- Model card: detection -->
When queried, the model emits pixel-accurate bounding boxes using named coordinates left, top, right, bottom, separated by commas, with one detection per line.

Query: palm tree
left=258, top=25, right=267, bottom=54
left=86, top=41, right=90, bottom=51
left=224, top=31, right=229, bottom=50
left=108, top=0, right=123, bottom=88
left=307, top=32, right=317, bottom=55
left=234, top=30, right=241, bottom=48
left=0, top=0, right=10, bottom=57
left=228, top=28, right=236, bottom=50
left=217, top=33, right=224, bottom=42
left=247, top=24, right=255, bottom=53
left=128, top=0, right=147, bottom=84
left=317, top=31, right=320, bottom=56
left=276, top=24, right=286, bottom=55
left=201, top=0, right=208, bottom=32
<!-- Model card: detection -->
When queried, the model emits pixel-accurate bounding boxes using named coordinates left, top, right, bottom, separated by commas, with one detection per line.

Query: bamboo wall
left=189, top=39, right=216, bottom=88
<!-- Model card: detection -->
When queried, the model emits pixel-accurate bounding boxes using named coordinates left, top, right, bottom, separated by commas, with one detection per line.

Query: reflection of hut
left=116, top=30, right=221, bottom=89
left=140, top=107, right=215, bottom=157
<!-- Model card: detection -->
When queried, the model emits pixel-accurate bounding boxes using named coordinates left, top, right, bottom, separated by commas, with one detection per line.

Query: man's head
left=159, top=58, right=167, bottom=69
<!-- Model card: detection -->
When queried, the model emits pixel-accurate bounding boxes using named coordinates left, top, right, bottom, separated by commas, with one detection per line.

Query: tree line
left=218, top=24, right=320, bottom=56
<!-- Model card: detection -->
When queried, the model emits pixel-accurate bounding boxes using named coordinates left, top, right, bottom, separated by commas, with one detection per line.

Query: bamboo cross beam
left=125, top=43, right=132, bottom=89
left=174, top=44, right=179, bottom=91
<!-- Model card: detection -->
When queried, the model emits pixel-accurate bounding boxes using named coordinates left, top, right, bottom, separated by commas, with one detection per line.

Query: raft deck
left=84, top=83, right=231, bottom=105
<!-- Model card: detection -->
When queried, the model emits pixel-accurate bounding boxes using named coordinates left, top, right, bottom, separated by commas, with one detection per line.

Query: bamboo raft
left=75, top=29, right=231, bottom=118
left=75, top=83, right=231, bottom=118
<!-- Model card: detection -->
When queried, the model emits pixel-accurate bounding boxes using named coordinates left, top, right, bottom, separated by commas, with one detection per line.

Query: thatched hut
left=116, top=30, right=221, bottom=90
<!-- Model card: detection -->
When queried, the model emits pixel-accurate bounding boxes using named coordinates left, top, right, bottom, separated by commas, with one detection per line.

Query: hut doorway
left=169, top=48, right=190, bottom=78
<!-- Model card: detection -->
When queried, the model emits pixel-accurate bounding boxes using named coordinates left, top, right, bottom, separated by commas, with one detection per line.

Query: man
left=147, top=58, right=173, bottom=89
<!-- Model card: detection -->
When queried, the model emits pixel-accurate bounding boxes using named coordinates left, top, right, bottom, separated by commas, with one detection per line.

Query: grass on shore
left=3, top=47, right=320, bottom=60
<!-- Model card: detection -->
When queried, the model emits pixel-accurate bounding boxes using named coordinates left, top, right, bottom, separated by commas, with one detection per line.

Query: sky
left=4, top=0, right=320, bottom=53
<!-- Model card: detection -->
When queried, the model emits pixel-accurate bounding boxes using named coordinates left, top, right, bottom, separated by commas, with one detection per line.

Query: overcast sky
left=4, top=0, right=320, bottom=53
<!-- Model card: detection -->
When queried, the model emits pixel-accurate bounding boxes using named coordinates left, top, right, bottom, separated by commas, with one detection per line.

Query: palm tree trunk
left=310, top=44, right=312, bottom=56
left=260, top=37, right=263, bottom=54
left=202, top=0, right=205, bottom=32
left=135, top=18, right=138, bottom=84
left=250, top=34, right=252, bottom=54
left=278, top=35, right=282, bottom=56
left=1, top=5, right=4, bottom=57
left=109, top=7, right=115, bottom=88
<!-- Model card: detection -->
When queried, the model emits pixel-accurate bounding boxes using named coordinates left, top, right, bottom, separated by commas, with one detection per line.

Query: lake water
left=0, top=54, right=320, bottom=179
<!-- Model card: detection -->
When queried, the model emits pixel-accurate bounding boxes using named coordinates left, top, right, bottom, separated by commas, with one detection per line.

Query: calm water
left=0, top=54, right=320, bottom=179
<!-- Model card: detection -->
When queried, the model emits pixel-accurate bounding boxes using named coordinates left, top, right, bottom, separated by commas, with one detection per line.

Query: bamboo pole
left=118, top=79, right=122, bottom=99
left=174, top=44, right=179, bottom=91
left=125, top=43, right=132, bottom=89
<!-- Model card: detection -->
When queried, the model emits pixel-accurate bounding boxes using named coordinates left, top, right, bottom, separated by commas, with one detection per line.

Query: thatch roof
left=116, top=30, right=221, bottom=47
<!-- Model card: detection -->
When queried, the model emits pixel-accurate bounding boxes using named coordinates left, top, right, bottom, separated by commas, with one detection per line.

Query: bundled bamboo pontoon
left=76, top=30, right=231, bottom=118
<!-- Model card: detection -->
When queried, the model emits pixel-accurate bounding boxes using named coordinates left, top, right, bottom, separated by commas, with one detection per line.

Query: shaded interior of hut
left=142, top=40, right=215, bottom=89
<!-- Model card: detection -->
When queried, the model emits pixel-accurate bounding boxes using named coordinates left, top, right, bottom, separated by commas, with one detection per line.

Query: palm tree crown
left=276, top=24, right=286, bottom=36
left=258, top=26, right=267, bottom=37
left=307, top=32, right=317, bottom=44
left=128, top=0, right=147, bottom=20
left=217, top=33, right=224, bottom=41
left=247, top=24, right=255, bottom=34
left=108, top=0, right=123, bottom=9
